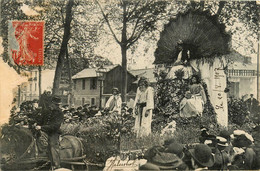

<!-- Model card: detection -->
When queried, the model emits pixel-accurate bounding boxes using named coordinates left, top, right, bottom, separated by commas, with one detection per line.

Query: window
left=30, top=84, right=32, bottom=91
left=34, top=71, right=37, bottom=80
left=91, top=98, right=95, bottom=105
left=90, top=78, right=97, bottom=90
left=82, top=79, right=85, bottom=90
left=82, top=98, right=85, bottom=106
left=35, top=83, right=37, bottom=91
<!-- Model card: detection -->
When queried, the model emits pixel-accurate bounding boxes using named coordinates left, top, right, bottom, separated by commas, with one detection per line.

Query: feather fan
left=154, top=9, right=231, bottom=64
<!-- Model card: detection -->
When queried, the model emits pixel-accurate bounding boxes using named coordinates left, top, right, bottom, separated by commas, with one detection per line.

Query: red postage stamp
left=8, top=21, right=44, bottom=66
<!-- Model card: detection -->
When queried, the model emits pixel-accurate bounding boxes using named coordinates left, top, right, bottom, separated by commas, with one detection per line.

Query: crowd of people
left=9, top=93, right=132, bottom=129
left=7, top=76, right=260, bottom=170
left=140, top=126, right=260, bottom=170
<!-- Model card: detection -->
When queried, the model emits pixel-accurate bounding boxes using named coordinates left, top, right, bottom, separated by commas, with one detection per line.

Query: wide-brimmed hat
left=189, top=144, right=214, bottom=167
left=204, top=134, right=217, bottom=146
left=51, top=96, right=62, bottom=105
left=230, top=130, right=247, bottom=139
left=216, top=136, right=228, bottom=147
left=112, top=87, right=119, bottom=93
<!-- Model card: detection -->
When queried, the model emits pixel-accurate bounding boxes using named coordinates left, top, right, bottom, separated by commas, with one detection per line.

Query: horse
left=0, top=125, right=86, bottom=170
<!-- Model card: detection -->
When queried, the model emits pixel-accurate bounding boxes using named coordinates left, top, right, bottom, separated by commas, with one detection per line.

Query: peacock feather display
left=154, top=9, right=231, bottom=64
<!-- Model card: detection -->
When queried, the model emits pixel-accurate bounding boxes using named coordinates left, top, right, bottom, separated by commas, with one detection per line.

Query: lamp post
left=96, top=65, right=106, bottom=110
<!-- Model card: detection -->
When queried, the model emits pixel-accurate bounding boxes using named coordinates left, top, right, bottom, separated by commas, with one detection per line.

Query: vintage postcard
left=0, top=0, right=259, bottom=170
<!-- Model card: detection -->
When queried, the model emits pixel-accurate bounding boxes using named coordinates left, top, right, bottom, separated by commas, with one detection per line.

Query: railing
left=228, top=69, right=257, bottom=77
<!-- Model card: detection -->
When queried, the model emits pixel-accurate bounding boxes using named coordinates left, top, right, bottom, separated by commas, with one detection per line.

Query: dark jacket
left=41, top=107, right=64, bottom=135
left=246, top=98, right=259, bottom=114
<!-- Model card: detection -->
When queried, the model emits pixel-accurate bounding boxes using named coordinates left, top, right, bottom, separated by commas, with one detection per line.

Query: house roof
left=228, top=62, right=257, bottom=70
left=72, top=65, right=119, bottom=79
left=129, top=68, right=157, bottom=83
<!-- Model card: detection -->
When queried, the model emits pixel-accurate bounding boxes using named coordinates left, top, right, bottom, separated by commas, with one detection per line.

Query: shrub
left=228, top=98, right=249, bottom=126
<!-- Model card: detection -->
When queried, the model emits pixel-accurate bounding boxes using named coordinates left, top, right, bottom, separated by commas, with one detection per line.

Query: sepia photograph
left=0, top=0, right=259, bottom=170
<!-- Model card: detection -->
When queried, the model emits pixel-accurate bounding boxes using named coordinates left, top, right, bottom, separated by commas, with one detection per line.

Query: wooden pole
left=99, top=80, right=103, bottom=109
left=257, top=30, right=259, bottom=101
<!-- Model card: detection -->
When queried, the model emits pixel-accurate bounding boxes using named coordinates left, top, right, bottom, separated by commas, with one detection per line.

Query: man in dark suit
left=246, top=94, right=259, bottom=116
left=35, top=96, right=63, bottom=169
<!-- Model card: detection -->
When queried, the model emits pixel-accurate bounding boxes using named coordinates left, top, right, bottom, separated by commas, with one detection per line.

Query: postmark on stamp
left=8, top=21, right=44, bottom=66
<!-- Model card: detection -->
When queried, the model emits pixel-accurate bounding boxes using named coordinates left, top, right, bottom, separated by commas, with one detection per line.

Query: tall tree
left=52, top=0, right=74, bottom=95
left=96, top=0, right=167, bottom=101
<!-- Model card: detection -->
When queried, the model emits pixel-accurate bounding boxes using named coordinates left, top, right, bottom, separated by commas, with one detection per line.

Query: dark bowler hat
left=33, top=99, right=38, bottom=103
left=70, top=108, right=76, bottom=112
left=163, top=138, right=176, bottom=146
left=91, top=105, right=97, bottom=108
left=165, top=142, right=184, bottom=158
left=77, top=106, right=83, bottom=110
left=219, top=130, right=231, bottom=141
left=189, top=144, right=214, bottom=167
left=83, top=104, right=90, bottom=108
left=51, top=96, right=62, bottom=105
left=63, top=110, right=69, bottom=113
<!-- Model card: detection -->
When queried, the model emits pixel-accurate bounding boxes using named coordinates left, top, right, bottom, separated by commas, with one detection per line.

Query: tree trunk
left=66, top=46, right=73, bottom=107
left=121, top=2, right=127, bottom=102
left=257, top=33, right=259, bottom=101
left=121, top=45, right=127, bottom=102
left=217, top=1, right=226, bottom=16
left=38, top=66, right=42, bottom=97
left=52, top=0, right=74, bottom=95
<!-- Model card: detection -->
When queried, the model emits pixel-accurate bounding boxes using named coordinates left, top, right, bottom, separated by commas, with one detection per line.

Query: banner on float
left=211, top=62, right=228, bottom=127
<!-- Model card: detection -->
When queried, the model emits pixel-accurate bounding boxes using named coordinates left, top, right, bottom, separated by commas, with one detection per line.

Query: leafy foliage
left=60, top=110, right=135, bottom=164
left=152, top=69, right=217, bottom=135
left=228, top=98, right=249, bottom=126
left=0, top=0, right=100, bottom=72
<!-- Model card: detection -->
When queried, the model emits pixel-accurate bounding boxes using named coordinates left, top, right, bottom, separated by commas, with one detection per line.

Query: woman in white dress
left=133, top=77, right=154, bottom=137
left=180, top=75, right=207, bottom=117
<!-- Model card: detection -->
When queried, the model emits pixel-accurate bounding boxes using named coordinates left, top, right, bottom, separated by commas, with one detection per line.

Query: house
left=227, top=61, right=258, bottom=99
left=72, top=65, right=137, bottom=107
left=17, top=69, right=55, bottom=104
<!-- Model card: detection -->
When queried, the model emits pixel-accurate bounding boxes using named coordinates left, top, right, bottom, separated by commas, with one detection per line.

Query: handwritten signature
left=105, top=157, right=139, bottom=171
